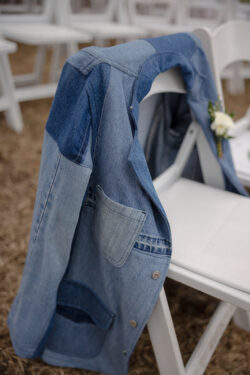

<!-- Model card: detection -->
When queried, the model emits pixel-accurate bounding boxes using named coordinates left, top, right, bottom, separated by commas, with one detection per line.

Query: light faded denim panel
left=45, top=314, right=108, bottom=359
left=92, top=185, right=147, bottom=267
left=7, top=130, right=93, bottom=357
left=85, top=39, right=155, bottom=76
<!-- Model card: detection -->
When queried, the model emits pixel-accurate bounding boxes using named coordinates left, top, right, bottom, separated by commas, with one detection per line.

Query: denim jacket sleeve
left=7, top=62, right=93, bottom=357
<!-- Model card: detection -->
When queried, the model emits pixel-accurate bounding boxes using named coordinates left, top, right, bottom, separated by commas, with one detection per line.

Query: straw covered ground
left=0, top=44, right=250, bottom=375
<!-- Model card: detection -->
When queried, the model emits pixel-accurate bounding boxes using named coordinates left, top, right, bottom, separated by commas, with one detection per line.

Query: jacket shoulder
left=46, top=55, right=111, bottom=166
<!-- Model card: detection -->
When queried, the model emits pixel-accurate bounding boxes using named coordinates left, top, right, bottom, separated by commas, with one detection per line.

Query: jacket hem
left=42, top=349, right=128, bottom=375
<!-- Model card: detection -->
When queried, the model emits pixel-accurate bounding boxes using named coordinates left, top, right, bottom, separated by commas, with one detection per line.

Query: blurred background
left=0, top=1, right=250, bottom=374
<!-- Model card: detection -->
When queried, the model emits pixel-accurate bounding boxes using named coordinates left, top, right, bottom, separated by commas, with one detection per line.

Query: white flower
left=210, top=111, right=234, bottom=137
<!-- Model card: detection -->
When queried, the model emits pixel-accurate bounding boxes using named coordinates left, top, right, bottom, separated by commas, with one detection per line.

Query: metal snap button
left=130, top=320, right=138, bottom=328
left=152, top=271, right=161, bottom=280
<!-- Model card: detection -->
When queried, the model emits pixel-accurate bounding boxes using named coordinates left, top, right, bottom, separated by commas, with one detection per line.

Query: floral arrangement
left=208, top=100, right=234, bottom=158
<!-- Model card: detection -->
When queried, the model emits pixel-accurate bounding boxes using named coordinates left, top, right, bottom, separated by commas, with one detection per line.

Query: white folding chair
left=195, top=21, right=250, bottom=188
left=127, top=0, right=194, bottom=36
left=183, top=0, right=227, bottom=29
left=0, top=0, right=40, bottom=14
left=138, top=66, right=250, bottom=374
left=56, top=0, right=147, bottom=46
left=0, top=0, right=92, bottom=104
left=0, top=37, right=23, bottom=132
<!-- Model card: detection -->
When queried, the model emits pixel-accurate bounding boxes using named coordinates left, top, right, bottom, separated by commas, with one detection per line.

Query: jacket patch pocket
left=92, top=184, right=147, bottom=267
left=45, top=279, right=115, bottom=359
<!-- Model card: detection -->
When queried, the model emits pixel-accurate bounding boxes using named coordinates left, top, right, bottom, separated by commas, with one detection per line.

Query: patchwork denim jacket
left=7, top=33, right=248, bottom=375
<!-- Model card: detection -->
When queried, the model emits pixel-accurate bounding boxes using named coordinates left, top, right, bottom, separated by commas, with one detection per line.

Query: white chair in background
left=127, top=0, right=194, bottom=36
left=227, top=0, right=250, bottom=22
left=183, top=0, right=227, bottom=29
left=218, top=0, right=250, bottom=95
left=56, top=0, right=147, bottom=46
left=195, top=21, right=250, bottom=189
left=0, top=0, right=41, bottom=14
left=0, top=37, right=23, bottom=132
left=0, top=0, right=92, bottom=108
left=139, top=66, right=250, bottom=374
left=184, top=0, right=250, bottom=96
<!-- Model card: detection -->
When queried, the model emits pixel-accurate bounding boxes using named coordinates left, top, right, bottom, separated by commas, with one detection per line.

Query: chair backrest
left=127, top=0, right=178, bottom=27
left=0, top=0, right=41, bottom=14
left=0, top=0, right=54, bottom=24
left=61, top=0, right=117, bottom=24
left=139, top=67, right=225, bottom=190
left=194, top=21, right=250, bottom=105
left=183, top=0, right=227, bottom=28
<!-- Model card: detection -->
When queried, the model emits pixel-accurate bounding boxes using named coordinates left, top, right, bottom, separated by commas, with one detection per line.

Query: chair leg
left=0, top=53, right=23, bottom=132
left=50, top=44, right=62, bottom=82
left=185, top=301, right=236, bottom=375
left=147, top=287, right=185, bottom=375
left=66, top=42, right=78, bottom=57
left=34, top=45, right=47, bottom=84
left=233, top=309, right=250, bottom=332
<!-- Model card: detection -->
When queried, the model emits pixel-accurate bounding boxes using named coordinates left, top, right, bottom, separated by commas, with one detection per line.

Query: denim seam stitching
left=97, top=194, right=147, bottom=221
left=74, top=106, right=91, bottom=163
left=67, top=59, right=97, bottom=77
left=56, top=301, right=111, bottom=328
left=104, top=212, right=147, bottom=267
left=138, top=233, right=172, bottom=242
left=46, top=130, right=92, bottom=169
left=135, top=241, right=171, bottom=249
left=60, top=279, right=115, bottom=317
left=90, top=72, right=110, bottom=166
left=33, top=152, right=61, bottom=244
left=133, top=246, right=172, bottom=258
left=83, top=50, right=138, bottom=77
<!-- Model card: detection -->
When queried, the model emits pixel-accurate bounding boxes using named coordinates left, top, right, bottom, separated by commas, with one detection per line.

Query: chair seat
left=73, top=21, right=148, bottom=39
left=0, top=38, right=16, bottom=53
left=158, top=178, right=250, bottom=294
left=1, top=24, right=92, bottom=45
left=230, top=131, right=250, bottom=187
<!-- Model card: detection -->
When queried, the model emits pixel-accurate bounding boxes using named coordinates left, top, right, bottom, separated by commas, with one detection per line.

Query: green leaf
left=208, top=100, right=215, bottom=121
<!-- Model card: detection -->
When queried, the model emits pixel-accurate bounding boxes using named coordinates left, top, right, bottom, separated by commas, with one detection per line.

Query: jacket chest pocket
left=86, top=184, right=147, bottom=267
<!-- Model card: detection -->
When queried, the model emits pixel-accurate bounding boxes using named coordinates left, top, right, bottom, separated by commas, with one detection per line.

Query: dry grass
left=0, top=44, right=250, bottom=375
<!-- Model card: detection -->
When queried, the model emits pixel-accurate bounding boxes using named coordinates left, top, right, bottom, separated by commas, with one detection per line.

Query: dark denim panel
left=45, top=62, right=89, bottom=164
left=134, top=52, right=196, bottom=104
left=146, top=33, right=197, bottom=57
left=57, top=278, right=115, bottom=330
left=46, top=61, right=110, bottom=165
left=134, top=233, right=171, bottom=256
left=85, top=63, right=111, bottom=159
left=144, top=93, right=195, bottom=180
